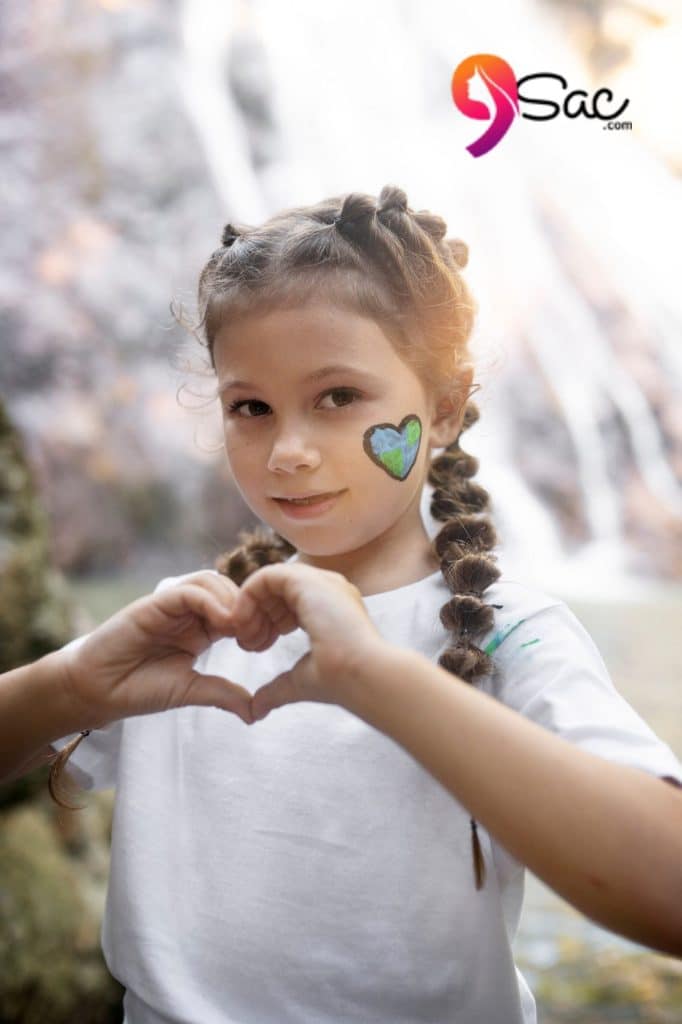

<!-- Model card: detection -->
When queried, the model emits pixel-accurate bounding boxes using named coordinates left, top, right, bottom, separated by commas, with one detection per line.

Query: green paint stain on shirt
left=483, top=618, right=527, bottom=656
left=519, top=638, right=541, bottom=649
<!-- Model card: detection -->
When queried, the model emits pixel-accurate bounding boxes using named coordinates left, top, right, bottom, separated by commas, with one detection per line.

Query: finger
left=250, top=592, right=298, bottom=636
left=183, top=577, right=295, bottom=652
left=233, top=571, right=300, bottom=645
left=149, top=585, right=237, bottom=644
left=177, top=571, right=241, bottom=612
left=250, top=651, right=316, bottom=721
left=183, top=671, right=254, bottom=725
left=231, top=589, right=277, bottom=651
left=250, top=671, right=300, bottom=721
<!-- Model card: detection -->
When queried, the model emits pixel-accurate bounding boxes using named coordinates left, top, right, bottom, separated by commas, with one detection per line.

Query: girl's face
left=213, top=301, right=467, bottom=569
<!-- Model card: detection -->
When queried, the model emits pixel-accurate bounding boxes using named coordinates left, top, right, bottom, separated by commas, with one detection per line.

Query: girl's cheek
left=223, top=422, right=257, bottom=450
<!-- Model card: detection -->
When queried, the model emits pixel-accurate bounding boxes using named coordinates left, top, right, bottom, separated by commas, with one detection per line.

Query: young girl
left=5, top=184, right=682, bottom=1024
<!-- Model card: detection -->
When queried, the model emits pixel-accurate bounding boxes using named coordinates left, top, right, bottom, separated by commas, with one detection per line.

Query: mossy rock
left=0, top=397, right=76, bottom=673
left=532, top=936, right=682, bottom=1022
left=0, top=802, right=123, bottom=1023
left=0, top=397, right=78, bottom=808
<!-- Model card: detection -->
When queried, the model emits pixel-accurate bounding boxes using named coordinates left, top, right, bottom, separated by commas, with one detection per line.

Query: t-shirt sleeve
left=50, top=573, right=194, bottom=792
left=484, top=599, right=682, bottom=785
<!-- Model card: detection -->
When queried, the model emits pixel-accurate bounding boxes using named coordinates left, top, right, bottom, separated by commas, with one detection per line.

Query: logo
left=451, top=55, right=520, bottom=158
left=451, top=53, right=631, bottom=157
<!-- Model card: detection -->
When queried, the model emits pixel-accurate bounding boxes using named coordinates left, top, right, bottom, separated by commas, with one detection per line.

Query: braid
left=428, top=399, right=501, bottom=890
left=215, top=524, right=296, bottom=585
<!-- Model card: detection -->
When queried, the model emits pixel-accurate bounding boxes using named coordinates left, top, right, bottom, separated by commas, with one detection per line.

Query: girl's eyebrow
left=218, top=364, right=382, bottom=395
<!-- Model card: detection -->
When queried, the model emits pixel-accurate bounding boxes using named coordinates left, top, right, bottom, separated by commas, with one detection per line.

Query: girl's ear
left=428, top=368, right=474, bottom=449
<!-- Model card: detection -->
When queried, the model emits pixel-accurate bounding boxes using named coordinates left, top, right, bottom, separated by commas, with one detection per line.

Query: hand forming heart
left=232, top=561, right=385, bottom=721
left=58, top=563, right=385, bottom=731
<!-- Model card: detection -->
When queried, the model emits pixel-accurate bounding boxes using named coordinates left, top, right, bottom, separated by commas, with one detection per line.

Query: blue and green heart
left=363, top=414, right=422, bottom=480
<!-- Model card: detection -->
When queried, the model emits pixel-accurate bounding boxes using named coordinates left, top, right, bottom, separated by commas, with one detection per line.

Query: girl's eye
left=224, top=387, right=360, bottom=415
left=226, top=399, right=271, bottom=418
left=317, top=387, right=362, bottom=410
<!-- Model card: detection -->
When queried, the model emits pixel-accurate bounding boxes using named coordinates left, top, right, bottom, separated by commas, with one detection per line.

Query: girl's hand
left=59, top=572, right=253, bottom=728
left=230, top=561, right=387, bottom=721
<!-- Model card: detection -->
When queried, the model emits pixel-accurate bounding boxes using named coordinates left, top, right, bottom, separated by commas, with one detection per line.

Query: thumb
left=182, top=671, right=254, bottom=725
left=250, top=651, right=318, bottom=721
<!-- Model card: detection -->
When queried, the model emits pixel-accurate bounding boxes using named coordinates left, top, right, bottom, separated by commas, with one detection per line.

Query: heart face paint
left=362, top=414, right=422, bottom=480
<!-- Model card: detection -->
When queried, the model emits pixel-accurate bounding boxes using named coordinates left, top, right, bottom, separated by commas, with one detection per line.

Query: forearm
left=347, top=643, right=682, bottom=956
left=0, top=650, right=84, bottom=783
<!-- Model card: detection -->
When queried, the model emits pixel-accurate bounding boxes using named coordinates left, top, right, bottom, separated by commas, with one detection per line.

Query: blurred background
left=1, top=0, right=681, bottom=1020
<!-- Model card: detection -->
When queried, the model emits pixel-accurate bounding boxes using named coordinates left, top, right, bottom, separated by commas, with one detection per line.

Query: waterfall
left=178, top=0, right=682, bottom=595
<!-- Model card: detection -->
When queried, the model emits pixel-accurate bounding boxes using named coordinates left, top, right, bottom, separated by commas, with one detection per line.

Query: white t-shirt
left=53, top=567, right=682, bottom=1024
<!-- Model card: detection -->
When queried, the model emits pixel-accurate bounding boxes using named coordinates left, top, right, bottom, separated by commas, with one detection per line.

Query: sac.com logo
left=451, top=53, right=631, bottom=158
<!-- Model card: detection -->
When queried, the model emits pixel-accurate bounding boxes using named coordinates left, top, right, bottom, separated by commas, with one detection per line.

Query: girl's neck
left=295, top=533, right=440, bottom=598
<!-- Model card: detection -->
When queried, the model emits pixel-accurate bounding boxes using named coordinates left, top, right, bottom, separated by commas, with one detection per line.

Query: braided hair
left=199, top=185, right=501, bottom=889
left=50, top=186, right=501, bottom=887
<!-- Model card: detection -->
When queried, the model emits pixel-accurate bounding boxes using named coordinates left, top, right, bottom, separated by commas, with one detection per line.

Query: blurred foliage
left=119, top=477, right=182, bottom=541
left=525, top=935, right=682, bottom=1022
left=0, top=800, right=123, bottom=1024
left=0, top=394, right=78, bottom=806
left=0, top=396, right=123, bottom=1019
left=0, top=396, right=76, bottom=673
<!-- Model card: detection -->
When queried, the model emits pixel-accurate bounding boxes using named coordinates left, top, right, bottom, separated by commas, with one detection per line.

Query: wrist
left=54, top=643, right=116, bottom=732
left=0, top=648, right=96, bottom=781
left=36, top=648, right=103, bottom=738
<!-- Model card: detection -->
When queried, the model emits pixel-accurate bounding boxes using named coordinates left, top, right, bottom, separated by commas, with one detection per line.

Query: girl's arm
left=346, top=642, right=682, bottom=957
left=0, top=651, right=84, bottom=782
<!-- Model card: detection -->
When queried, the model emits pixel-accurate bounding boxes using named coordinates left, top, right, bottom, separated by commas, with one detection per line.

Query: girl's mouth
left=272, top=490, right=345, bottom=518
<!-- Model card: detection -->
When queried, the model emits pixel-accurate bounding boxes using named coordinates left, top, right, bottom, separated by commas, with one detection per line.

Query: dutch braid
left=428, top=401, right=501, bottom=889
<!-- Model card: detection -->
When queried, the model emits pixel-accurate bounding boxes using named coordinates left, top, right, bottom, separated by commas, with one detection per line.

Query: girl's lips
left=272, top=490, right=345, bottom=519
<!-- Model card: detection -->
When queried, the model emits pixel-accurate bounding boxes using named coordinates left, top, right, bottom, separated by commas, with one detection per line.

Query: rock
left=0, top=397, right=123, bottom=1021
left=0, top=801, right=123, bottom=1024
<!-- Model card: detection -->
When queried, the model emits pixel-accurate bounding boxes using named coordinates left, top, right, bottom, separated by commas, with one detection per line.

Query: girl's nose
left=267, top=428, right=321, bottom=474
